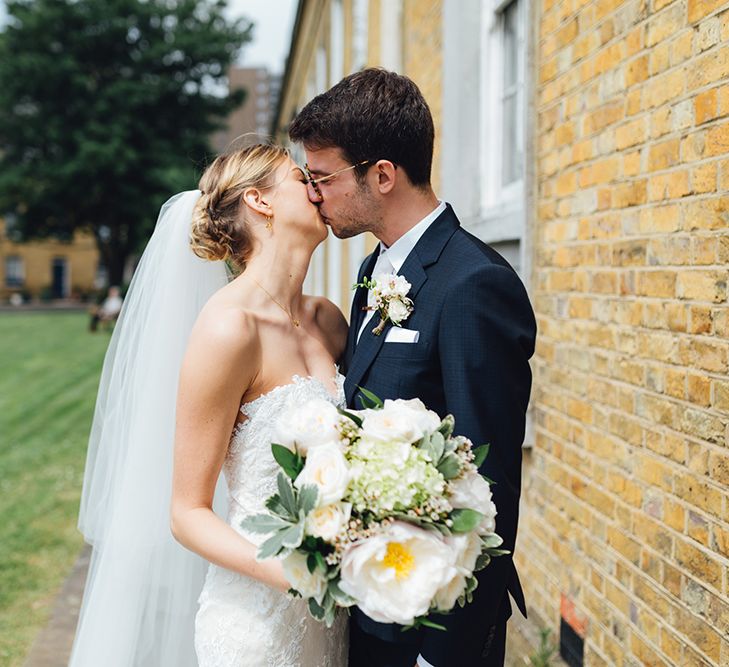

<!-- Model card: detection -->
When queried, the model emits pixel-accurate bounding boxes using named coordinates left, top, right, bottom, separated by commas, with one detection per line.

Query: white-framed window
left=351, top=0, right=369, bottom=72
left=443, top=0, right=528, bottom=271
left=499, top=0, right=525, bottom=189
left=345, top=0, right=370, bottom=295
left=308, top=43, right=329, bottom=297
left=315, top=44, right=327, bottom=95
left=479, top=0, right=527, bottom=258
left=324, top=0, right=346, bottom=307
left=330, top=0, right=344, bottom=86
left=5, top=255, right=24, bottom=287
left=380, top=0, right=403, bottom=72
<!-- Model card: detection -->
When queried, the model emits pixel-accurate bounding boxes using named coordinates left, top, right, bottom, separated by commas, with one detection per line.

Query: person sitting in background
left=89, top=286, right=123, bottom=331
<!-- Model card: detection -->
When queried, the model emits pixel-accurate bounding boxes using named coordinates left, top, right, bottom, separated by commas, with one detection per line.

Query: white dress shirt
left=356, top=200, right=447, bottom=342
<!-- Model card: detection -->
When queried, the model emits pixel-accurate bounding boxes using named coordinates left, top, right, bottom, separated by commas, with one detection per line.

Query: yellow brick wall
left=520, top=1, right=729, bottom=665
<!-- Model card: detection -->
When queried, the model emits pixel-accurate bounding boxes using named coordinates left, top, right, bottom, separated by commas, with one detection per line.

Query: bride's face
left=269, top=158, right=327, bottom=244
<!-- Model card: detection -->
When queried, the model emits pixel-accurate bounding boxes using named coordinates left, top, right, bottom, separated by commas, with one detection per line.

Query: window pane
left=352, top=0, right=369, bottom=72
left=502, top=93, right=520, bottom=185
left=503, top=1, right=519, bottom=88
left=501, top=0, right=523, bottom=186
left=5, top=256, right=24, bottom=287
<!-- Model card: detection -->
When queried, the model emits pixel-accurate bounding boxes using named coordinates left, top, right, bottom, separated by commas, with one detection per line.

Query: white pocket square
left=384, top=327, right=420, bottom=343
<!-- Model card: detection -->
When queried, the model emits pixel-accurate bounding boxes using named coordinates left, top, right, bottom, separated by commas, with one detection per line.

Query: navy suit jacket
left=341, top=205, right=536, bottom=664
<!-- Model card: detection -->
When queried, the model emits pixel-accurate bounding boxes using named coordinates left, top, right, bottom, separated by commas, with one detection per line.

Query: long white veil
left=70, top=190, right=229, bottom=666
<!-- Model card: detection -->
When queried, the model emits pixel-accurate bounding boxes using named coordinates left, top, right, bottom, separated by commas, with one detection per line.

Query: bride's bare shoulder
left=187, top=296, right=261, bottom=361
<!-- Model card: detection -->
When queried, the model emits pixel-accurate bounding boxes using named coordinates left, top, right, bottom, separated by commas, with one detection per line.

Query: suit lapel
left=344, top=206, right=461, bottom=405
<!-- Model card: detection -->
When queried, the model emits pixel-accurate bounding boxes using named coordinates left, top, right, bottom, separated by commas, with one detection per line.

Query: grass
left=0, top=312, right=111, bottom=667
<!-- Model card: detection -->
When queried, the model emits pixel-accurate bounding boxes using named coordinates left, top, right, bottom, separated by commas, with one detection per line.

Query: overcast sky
left=0, top=0, right=298, bottom=74
left=231, top=0, right=298, bottom=74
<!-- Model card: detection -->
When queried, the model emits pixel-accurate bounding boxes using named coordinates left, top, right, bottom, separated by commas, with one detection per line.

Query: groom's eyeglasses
left=303, top=160, right=372, bottom=200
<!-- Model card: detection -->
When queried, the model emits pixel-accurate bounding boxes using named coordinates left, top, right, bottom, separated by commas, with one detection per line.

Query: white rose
left=295, top=442, right=350, bottom=506
left=390, top=398, right=442, bottom=435
left=361, top=399, right=440, bottom=445
left=282, top=551, right=327, bottom=603
left=305, top=502, right=352, bottom=542
left=373, top=272, right=411, bottom=299
left=448, top=472, right=497, bottom=534
left=273, top=398, right=342, bottom=455
left=433, top=533, right=483, bottom=611
left=339, top=521, right=455, bottom=626
left=387, top=298, right=410, bottom=323
left=391, top=274, right=411, bottom=297
left=372, top=272, right=391, bottom=293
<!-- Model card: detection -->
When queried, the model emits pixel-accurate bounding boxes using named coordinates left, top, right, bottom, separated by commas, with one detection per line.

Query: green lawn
left=0, top=312, right=111, bottom=667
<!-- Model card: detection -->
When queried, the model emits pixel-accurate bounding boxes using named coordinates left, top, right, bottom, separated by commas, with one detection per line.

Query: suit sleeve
left=419, top=263, right=536, bottom=664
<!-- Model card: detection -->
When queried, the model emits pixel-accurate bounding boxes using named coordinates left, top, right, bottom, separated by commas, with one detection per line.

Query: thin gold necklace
left=249, top=277, right=300, bottom=327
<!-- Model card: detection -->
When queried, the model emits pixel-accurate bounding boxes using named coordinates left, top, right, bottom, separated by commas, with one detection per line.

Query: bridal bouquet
left=241, top=390, right=508, bottom=628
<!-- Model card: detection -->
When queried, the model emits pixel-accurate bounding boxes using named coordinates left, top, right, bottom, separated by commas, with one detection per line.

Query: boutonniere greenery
left=353, top=272, right=414, bottom=336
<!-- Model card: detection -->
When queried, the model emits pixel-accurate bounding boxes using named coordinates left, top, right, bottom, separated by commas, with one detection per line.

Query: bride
left=69, top=143, right=349, bottom=666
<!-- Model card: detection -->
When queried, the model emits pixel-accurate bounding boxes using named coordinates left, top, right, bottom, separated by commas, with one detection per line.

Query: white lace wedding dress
left=195, top=374, right=349, bottom=667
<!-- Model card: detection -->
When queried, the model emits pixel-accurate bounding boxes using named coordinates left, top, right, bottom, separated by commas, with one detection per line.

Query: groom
left=290, top=69, right=536, bottom=667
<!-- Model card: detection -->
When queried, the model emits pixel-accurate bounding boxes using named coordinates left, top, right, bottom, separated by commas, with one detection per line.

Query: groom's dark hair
left=288, top=68, right=434, bottom=188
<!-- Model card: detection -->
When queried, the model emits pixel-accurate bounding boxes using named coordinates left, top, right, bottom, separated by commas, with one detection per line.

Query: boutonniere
left=353, top=272, right=414, bottom=336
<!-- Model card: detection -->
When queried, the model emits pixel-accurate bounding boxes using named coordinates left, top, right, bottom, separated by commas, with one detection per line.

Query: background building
left=214, top=66, right=282, bottom=151
left=274, top=1, right=729, bottom=665
left=0, top=220, right=99, bottom=301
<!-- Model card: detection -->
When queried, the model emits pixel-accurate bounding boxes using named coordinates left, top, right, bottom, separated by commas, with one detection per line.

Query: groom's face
left=303, top=147, right=381, bottom=239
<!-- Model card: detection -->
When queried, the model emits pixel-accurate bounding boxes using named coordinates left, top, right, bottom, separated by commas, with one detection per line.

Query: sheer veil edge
left=70, top=190, right=230, bottom=666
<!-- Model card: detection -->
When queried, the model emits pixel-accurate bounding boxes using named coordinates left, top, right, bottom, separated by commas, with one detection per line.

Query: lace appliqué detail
left=195, top=374, right=348, bottom=667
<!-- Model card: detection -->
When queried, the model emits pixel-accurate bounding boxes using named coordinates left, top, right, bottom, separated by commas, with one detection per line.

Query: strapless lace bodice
left=195, top=373, right=349, bottom=667
left=224, top=374, right=346, bottom=535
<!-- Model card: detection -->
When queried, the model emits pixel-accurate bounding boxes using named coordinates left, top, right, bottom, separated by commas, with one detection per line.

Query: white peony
left=338, top=521, right=455, bottom=625
left=433, top=533, right=483, bottom=611
left=361, top=398, right=441, bottom=445
left=282, top=551, right=327, bottom=603
left=449, top=532, right=484, bottom=573
left=273, top=398, right=342, bottom=455
left=433, top=570, right=467, bottom=612
left=305, top=502, right=352, bottom=542
left=295, top=442, right=350, bottom=506
left=387, top=299, right=410, bottom=323
left=448, top=472, right=497, bottom=534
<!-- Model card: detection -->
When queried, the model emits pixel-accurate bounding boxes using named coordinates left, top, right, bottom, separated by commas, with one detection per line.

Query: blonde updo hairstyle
left=190, top=143, right=289, bottom=268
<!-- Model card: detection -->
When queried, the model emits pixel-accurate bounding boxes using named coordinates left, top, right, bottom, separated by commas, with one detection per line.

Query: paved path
left=22, top=546, right=90, bottom=667
left=22, top=546, right=564, bottom=666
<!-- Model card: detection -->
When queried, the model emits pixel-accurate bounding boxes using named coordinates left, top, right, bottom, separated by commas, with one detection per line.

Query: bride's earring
left=265, top=214, right=273, bottom=230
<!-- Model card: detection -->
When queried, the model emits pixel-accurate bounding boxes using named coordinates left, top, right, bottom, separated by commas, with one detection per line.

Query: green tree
left=0, top=0, right=251, bottom=285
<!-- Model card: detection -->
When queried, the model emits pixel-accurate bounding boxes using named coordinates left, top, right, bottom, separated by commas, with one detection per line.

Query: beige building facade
left=0, top=220, right=99, bottom=301
left=276, top=1, right=729, bottom=665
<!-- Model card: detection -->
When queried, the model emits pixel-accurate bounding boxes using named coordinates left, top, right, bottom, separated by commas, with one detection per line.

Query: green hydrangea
left=346, top=440, right=446, bottom=518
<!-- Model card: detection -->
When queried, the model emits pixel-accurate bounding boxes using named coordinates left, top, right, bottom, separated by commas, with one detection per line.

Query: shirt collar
left=378, top=200, right=447, bottom=273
